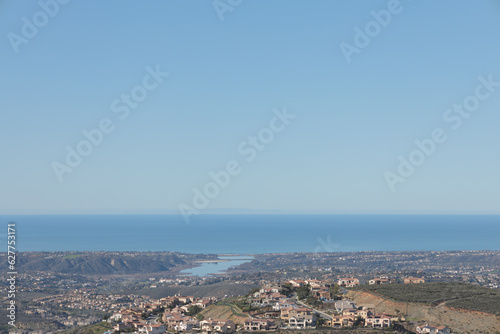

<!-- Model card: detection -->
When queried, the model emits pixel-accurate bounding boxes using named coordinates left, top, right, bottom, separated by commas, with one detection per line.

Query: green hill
left=16, top=252, right=216, bottom=275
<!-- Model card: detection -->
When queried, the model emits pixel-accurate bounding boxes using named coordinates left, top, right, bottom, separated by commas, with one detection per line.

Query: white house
left=138, top=324, right=167, bottom=334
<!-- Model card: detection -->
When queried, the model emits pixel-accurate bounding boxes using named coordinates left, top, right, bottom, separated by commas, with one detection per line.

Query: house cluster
left=247, top=283, right=319, bottom=329
left=339, top=276, right=424, bottom=285
left=327, top=307, right=369, bottom=328
left=110, top=295, right=218, bottom=333
left=34, top=291, right=149, bottom=312
left=326, top=302, right=396, bottom=329
left=250, top=286, right=288, bottom=306
left=247, top=281, right=402, bottom=331
left=416, top=324, right=451, bottom=334
left=77, top=276, right=452, bottom=333
left=251, top=279, right=333, bottom=307
left=288, top=279, right=334, bottom=300
left=162, top=312, right=235, bottom=334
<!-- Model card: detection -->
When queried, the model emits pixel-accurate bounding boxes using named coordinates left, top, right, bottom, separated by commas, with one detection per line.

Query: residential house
left=342, top=308, right=358, bottom=317
left=327, top=315, right=355, bottom=328
left=192, top=298, right=213, bottom=309
left=109, top=312, right=122, bottom=322
left=288, top=280, right=306, bottom=287
left=337, top=278, right=359, bottom=287
left=163, top=313, right=191, bottom=329
left=138, top=324, right=167, bottom=334
left=404, top=277, right=425, bottom=284
left=272, top=301, right=297, bottom=311
left=355, top=308, right=372, bottom=319
left=280, top=307, right=312, bottom=320
left=365, top=315, right=391, bottom=328
left=305, top=279, right=326, bottom=288
left=334, top=300, right=356, bottom=313
left=369, top=277, right=395, bottom=285
left=310, top=286, right=331, bottom=300
left=288, top=314, right=316, bottom=328
left=174, top=319, right=198, bottom=332
left=199, top=318, right=236, bottom=333
left=177, top=296, right=194, bottom=304
left=417, top=325, right=451, bottom=334
left=244, top=319, right=276, bottom=331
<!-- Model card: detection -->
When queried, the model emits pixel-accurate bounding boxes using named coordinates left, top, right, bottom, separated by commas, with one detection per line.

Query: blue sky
left=1, top=0, right=500, bottom=214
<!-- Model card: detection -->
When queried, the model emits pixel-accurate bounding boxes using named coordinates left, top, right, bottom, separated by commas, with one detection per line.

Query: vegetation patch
left=58, top=322, right=113, bottom=334
left=62, top=254, right=82, bottom=259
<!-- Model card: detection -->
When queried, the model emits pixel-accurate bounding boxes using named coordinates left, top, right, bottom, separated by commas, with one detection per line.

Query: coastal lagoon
left=179, top=256, right=253, bottom=276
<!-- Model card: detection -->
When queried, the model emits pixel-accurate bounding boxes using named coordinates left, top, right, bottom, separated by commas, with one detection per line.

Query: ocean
left=1, top=214, right=499, bottom=253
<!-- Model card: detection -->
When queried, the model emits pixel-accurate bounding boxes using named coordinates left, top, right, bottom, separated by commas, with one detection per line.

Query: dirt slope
left=347, top=290, right=500, bottom=334
left=199, top=304, right=248, bottom=325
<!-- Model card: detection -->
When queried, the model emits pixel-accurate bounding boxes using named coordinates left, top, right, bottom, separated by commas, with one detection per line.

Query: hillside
left=199, top=302, right=249, bottom=325
left=348, top=283, right=500, bottom=334
left=351, top=282, right=500, bottom=315
left=57, top=322, right=113, bottom=334
left=133, top=281, right=258, bottom=299
left=16, top=252, right=216, bottom=275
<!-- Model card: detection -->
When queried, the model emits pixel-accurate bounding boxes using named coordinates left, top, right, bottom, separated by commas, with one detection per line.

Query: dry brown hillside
left=199, top=303, right=249, bottom=325
left=347, top=290, right=500, bottom=334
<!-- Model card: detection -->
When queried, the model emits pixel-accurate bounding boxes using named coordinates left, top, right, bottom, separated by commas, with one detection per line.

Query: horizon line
left=2, top=211, right=500, bottom=216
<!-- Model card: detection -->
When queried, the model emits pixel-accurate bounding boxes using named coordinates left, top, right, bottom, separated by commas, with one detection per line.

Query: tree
left=152, top=306, right=165, bottom=315
left=187, top=305, right=203, bottom=316
left=394, top=308, right=403, bottom=322
left=296, top=285, right=310, bottom=300
left=281, top=283, right=294, bottom=297
left=354, top=315, right=364, bottom=327
left=329, top=283, right=340, bottom=298
left=306, top=296, right=315, bottom=305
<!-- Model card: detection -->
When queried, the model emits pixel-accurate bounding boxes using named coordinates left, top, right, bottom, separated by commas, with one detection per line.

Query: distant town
left=2, top=250, right=499, bottom=334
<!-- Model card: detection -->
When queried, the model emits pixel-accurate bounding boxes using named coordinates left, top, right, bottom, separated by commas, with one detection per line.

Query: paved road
left=295, top=299, right=332, bottom=320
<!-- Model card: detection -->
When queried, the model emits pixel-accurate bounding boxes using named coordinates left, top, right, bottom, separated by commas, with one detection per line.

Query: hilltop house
left=337, top=277, right=359, bottom=287
left=369, top=277, right=395, bottom=285
left=365, top=314, right=391, bottom=328
left=417, top=324, right=451, bottom=334
left=404, top=277, right=425, bottom=284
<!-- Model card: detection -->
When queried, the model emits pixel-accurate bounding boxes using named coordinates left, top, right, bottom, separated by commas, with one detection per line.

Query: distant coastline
left=3, top=214, right=500, bottom=253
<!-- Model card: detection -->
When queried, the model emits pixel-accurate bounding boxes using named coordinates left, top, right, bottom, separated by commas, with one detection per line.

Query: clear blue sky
left=1, top=0, right=500, bottom=214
